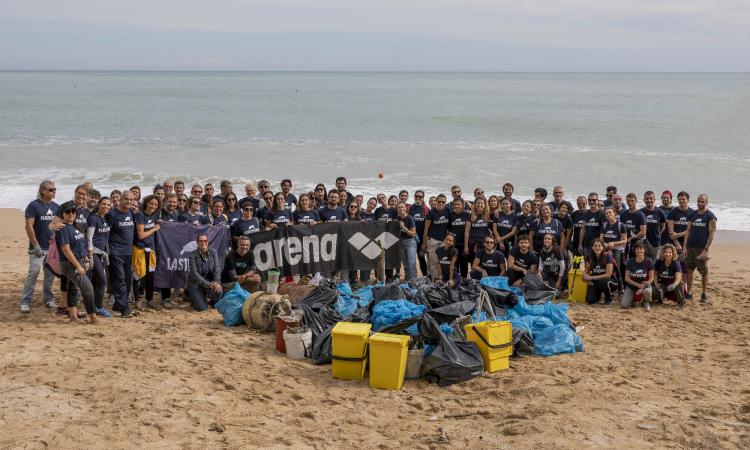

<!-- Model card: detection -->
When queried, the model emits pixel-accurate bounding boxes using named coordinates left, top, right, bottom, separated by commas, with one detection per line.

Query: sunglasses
left=191, top=200, right=201, bottom=204
left=192, top=190, right=203, bottom=195
left=476, top=191, right=484, bottom=195
left=259, top=185, right=269, bottom=189
left=48, top=188, right=57, bottom=192
left=63, top=209, right=77, bottom=214
left=437, top=200, right=446, bottom=204
left=264, top=197, right=273, bottom=201
left=588, top=199, right=597, bottom=202
left=415, top=195, right=424, bottom=199
left=452, top=191, right=461, bottom=195
left=226, top=198, right=236, bottom=202
left=348, top=205, right=357, bottom=209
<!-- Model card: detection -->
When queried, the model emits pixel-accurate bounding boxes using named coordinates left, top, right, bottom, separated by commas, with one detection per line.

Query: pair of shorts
left=684, top=246, right=708, bottom=275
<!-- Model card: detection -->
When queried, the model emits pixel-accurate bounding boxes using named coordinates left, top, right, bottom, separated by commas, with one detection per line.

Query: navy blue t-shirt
left=267, top=209, right=293, bottom=227
left=468, top=216, right=492, bottom=242
left=509, top=247, right=538, bottom=271
left=426, top=208, right=450, bottom=241
left=210, top=213, right=228, bottom=226
left=640, top=207, right=667, bottom=247
left=619, top=209, right=647, bottom=239
left=374, top=206, right=395, bottom=222
left=25, top=199, right=59, bottom=251
left=180, top=211, right=210, bottom=226
left=134, top=211, right=158, bottom=249
left=360, top=211, right=376, bottom=222
left=601, top=221, right=626, bottom=249
left=398, top=214, right=416, bottom=239
left=540, top=247, right=565, bottom=277
left=547, top=200, right=574, bottom=215
left=227, top=209, right=242, bottom=226
left=449, top=210, right=469, bottom=246
left=293, top=209, right=320, bottom=225
left=582, top=209, right=605, bottom=248
left=408, top=204, right=428, bottom=240
left=160, top=208, right=180, bottom=223
left=531, top=218, right=562, bottom=251
left=667, top=207, right=694, bottom=246
left=686, top=210, right=717, bottom=249
left=625, top=257, right=653, bottom=286
left=231, top=217, right=261, bottom=237
left=284, top=193, right=297, bottom=211
left=87, top=213, right=110, bottom=251
left=590, top=253, right=615, bottom=276
left=436, top=246, right=459, bottom=281
left=655, top=259, right=681, bottom=285
left=570, top=209, right=587, bottom=248
left=106, top=208, right=135, bottom=256
left=56, top=204, right=89, bottom=230
left=516, top=214, right=538, bottom=239
left=318, top=207, right=347, bottom=223
left=494, top=212, right=517, bottom=238
left=56, top=223, right=88, bottom=259
left=658, top=205, right=674, bottom=245
left=475, top=249, right=506, bottom=276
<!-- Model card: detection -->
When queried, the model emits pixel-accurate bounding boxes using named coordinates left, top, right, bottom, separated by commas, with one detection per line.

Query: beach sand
left=1, top=207, right=749, bottom=449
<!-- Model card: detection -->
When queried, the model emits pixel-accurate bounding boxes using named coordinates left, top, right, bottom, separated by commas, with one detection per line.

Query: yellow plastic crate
left=567, top=263, right=588, bottom=303
left=369, top=333, right=410, bottom=390
left=464, top=321, right=512, bottom=373
left=331, top=322, right=372, bottom=380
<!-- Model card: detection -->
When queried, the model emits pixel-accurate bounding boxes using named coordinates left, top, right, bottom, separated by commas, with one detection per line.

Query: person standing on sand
left=86, top=196, right=113, bottom=317
left=683, top=194, right=717, bottom=303
left=56, top=201, right=97, bottom=324
left=106, top=190, right=136, bottom=318
left=20, top=180, right=59, bottom=313
left=658, top=190, right=674, bottom=251
left=422, top=194, right=450, bottom=280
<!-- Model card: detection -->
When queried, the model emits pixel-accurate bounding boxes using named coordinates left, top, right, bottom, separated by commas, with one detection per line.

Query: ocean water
left=1, top=71, right=749, bottom=230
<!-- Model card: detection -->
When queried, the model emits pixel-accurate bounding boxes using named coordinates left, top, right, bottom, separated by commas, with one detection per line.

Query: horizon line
left=0, top=69, right=748, bottom=74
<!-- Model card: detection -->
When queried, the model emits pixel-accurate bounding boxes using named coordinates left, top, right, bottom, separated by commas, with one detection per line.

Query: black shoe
left=700, top=292, right=709, bottom=303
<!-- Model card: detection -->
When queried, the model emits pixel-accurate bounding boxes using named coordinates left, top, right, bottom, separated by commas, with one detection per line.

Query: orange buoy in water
left=378, top=173, right=384, bottom=179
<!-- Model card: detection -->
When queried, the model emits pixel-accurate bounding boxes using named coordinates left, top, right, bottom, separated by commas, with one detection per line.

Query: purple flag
left=154, top=222, right=231, bottom=289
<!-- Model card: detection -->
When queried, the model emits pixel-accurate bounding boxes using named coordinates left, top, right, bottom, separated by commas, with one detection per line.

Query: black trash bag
left=301, top=305, right=341, bottom=338
left=372, top=284, right=407, bottom=302
left=294, top=284, right=340, bottom=309
left=522, top=273, right=558, bottom=304
left=348, top=306, right=371, bottom=323
left=379, top=315, right=422, bottom=335
left=420, top=317, right=484, bottom=387
left=512, top=328, right=535, bottom=357
left=418, top=315, right=443, bottom=345
left=414, top=284, right=454, bottom=309
left=311, top=326, right=333, bottom=365
left=482, top=286, right=518, bottom=308
left=427, top=300, right=477, bottom=324
left=457, top=278, right=482, bottom=303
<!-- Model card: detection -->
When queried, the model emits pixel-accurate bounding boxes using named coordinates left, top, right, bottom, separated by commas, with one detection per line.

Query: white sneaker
left=44, top=300, right=58, bottom=308
left=20, top=304, right=31, bottom=313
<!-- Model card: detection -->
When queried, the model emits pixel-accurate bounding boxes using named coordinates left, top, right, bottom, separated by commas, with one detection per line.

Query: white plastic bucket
left=405, top=348, right=424, bottom=380
left=283, top=328, right=312, bottom=360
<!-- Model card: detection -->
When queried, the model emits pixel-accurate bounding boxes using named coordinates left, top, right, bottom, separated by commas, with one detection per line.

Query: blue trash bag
left=372, top=300, right=426, bottom=334
left=533, top=323, right=585, bottom=356
left=509, top=295, right=572, bottom=327
left=471, top=309, right=488, bottom=323
left=335, top=282, right=360, bottom=317
left=480, top=276, right=511, bottom=291
left=440, top=323, right=454, bottom=335
left=353, top=284, right=382, bottom=307
left=214, top=283, right=250, bottom=327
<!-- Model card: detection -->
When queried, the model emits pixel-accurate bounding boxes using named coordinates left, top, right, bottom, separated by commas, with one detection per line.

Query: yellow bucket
left=567, top=258, right=588, bottom=303
left=369, top=333, right=410, bottom=390
left=331, top=322, right=372, bottom=380
left=464, top=321, right=512, bottom=373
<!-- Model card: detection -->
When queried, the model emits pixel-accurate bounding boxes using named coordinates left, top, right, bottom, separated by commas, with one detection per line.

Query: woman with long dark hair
left=464, top=197, right=491, bottom=271
left=134, top=195, right=162, bottom=310
left=539, top=234, right=565, bottom=291
left=293, top=193, right=320, bottom=225
left=583, top=238, right=616, bottom=305
left=266, top=192, right=294, bottom=230
left=86, top=196, right=113, bottom=317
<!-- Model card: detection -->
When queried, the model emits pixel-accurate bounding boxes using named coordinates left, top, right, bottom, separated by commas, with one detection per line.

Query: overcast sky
left=1, top=0, right=748, bottom=71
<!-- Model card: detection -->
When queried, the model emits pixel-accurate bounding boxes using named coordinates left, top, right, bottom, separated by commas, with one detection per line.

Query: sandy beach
left=1, top=207, right=749, bottom=449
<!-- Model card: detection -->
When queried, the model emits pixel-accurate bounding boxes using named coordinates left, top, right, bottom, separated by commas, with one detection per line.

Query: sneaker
left=120, top=309, right=134, bottom=318
left=161, top=299, right=175, bottom=310
left=96, top=308, right=113, bottom=318
left=134, top=300, right=146, bottom=312
left=685, top=292, right=693, bottom=301
left=644, top=303, right=651, bottom=311
left=20, top=304, right=31, bottom=314
left=700, top=292, right=709, bottom=303
left=146, top=300, right=158, bottom=310
left=603, top=299, right=613, bottom=306
left=44, top=300, right=58, bottom=308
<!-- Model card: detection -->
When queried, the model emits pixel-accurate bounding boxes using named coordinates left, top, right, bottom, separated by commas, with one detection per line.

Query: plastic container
left=464, top=321, right=512, bottom=373
left=283, top=327, right=312, bottom=360
left=331, top=322, right=372, bottom=380
left=567, top=259, right=588, bottom=303
left=369, top=333, right=410, bottom=389
left=404, top=348, right=424, bottom=380
left=266, top=267, right=281, bottom=294
left=275, top=314, right=301, bottom=353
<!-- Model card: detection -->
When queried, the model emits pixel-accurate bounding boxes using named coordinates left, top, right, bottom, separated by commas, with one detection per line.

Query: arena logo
left=254, top=233, right=338, bottom=272
left=347, top=231, right=399, bottom=259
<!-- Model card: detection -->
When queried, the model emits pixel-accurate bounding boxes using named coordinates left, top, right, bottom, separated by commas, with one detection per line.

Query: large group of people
left=21, top=177, right=717, bottom=321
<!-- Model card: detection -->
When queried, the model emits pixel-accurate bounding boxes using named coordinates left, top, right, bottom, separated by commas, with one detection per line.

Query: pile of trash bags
left=287, top=275, right=584, bottom=386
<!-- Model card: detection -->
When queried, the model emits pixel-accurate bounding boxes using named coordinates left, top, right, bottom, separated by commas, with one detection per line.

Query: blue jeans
left=20, top=251, right=56, bottom=306
left=108, top=253, right=132, bottom=313
left=399, top=238, right=418, bottom=281
left=187, top=284, right=222, bottom=311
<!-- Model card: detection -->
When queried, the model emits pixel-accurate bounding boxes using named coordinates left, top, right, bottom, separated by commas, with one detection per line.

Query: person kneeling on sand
left=56, top=201, right=97, bottom=324
left=653, top=244, right=686, bottom=308
left=187, top=234, right=222, bottom=311
left=621, top=242, right=655, bottom=311
left=221, top=236, right=261, bottom=293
